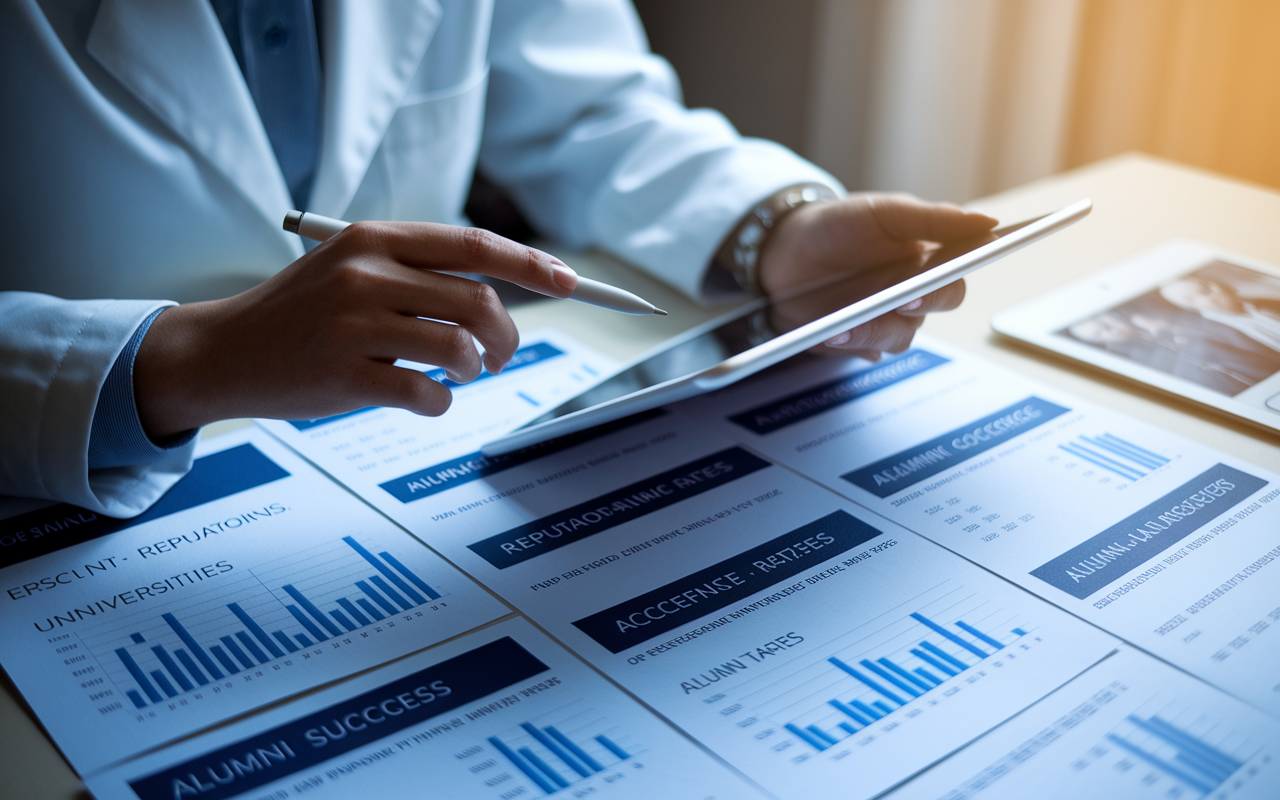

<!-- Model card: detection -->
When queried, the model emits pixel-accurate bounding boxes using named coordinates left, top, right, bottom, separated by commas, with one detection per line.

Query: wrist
left=712, top=183, right=838, bottom=295
left=133, top=302, right=223, bottom=438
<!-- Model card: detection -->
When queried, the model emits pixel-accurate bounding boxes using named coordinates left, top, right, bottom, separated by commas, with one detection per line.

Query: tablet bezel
left=483, top=198, right=1093, bottom=455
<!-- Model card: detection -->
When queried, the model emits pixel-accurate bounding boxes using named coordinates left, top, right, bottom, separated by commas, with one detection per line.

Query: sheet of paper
left=883, top=646, right=1280, bottom=800
left=85, top=618, right=768, bottom=800
left=383, top=409, right=1117, bottom=800
left=0, top=428, right=506, bottom=775
left=676, top=335, right=1280, bottom=717
left=255, top=329, right=615, bottom=518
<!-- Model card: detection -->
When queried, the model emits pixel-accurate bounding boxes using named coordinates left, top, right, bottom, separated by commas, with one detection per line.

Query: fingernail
left=825, top=331, right=851, bottom=347
left=899, top=298, right=924, bottom=312
left=551, top=261, right=577, bottom=292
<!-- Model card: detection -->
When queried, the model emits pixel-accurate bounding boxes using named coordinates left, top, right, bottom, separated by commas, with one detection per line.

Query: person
left=1159, top=275, right=1280, bottom=353
left=0, top=0, right=995, bottom=518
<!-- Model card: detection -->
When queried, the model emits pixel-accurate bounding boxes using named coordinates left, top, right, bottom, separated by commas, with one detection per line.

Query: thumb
left=868, top=195, right=998, bottom=243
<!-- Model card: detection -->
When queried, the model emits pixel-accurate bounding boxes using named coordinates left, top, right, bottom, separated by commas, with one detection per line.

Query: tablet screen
left=521, top=229, right=1010, bottom=427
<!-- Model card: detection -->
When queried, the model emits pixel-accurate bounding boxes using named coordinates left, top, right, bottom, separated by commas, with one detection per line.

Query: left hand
left=757, top=193, right=998, bottom=361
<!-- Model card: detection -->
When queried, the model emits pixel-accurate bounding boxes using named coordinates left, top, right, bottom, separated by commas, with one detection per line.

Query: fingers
left=822, top=312, right=925, bottom=356
left=895, top=279, right=966, bottom=317
left=373, top=272, right=521, bottom=373
left=866, top=195, right=997, bottom=244
left=355, top=361, right=456, bottom=417
left=340, top=221, right=578, bottom=299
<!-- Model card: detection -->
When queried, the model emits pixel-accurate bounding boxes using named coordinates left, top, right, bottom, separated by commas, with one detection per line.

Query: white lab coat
left=0, top=0, right=839, bottom=517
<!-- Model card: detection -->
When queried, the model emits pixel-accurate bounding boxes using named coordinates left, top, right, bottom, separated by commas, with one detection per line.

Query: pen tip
left=653, top=307, right=669, bottom=316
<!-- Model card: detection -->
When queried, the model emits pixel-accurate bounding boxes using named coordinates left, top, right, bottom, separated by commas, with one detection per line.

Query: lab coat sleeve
left=480, top=0, right=845, bottom=303
left=0, top=292, right=195, bottom=517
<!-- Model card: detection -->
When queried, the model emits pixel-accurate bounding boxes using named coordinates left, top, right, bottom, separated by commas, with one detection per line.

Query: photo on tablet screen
left=1057, top=260, right=1280, bottom=397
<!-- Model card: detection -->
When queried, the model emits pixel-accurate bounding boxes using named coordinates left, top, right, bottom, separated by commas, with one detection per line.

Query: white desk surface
left=4, top=153, right=1278, bottom=798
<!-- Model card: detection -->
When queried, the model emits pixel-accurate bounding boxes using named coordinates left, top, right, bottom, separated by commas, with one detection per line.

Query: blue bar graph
left=1104, top=713, right=1245, bottom=795
left=783, top=610, right=1032, bottom=752
left=1059, top=433, right=1169, bottom=481
left=108, top=537, right=443, bottom=708
left=488, top=718, right=633, bottom=795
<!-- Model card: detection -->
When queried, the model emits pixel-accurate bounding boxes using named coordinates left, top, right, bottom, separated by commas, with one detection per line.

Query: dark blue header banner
left=842, top=397, right=1070, bottom=498
left=127, top=637, right=547, bottom=800
left=378, top=409, right=667, bottom=504
left=1031, top=463, right=1268, bottom=600
left=287, top=342, right=565, bottom=431
left=0, top=444, right=289, bottom=568
left=467, top=447, right=770, bottom=570
left=730, top=349, right=949, bottom=436
left=573, top=510, right=882, bottom=653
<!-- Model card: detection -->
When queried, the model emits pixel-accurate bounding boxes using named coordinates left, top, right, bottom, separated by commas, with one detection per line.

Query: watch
left=713, top=182, right=839, bottom=295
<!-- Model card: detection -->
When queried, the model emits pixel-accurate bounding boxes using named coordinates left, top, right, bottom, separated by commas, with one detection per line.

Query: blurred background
left=634, top=0, right=1280, bottom=203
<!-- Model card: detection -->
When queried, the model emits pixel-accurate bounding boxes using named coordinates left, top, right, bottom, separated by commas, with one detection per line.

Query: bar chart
left=97, top=536, right=448, bottom=710
left=461, top=702, right=640, bottom=797
left=721, top=583, right=1044, bottom=758
left=1083, top=705, right=1259, bottom=797
left=1057, top=433, right=1169, bottom=482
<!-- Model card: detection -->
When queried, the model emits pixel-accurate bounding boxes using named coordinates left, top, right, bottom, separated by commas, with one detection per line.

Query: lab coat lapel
left=86, top=0, right=297, bottom=246
left=307, top=0, right=443, bottom=219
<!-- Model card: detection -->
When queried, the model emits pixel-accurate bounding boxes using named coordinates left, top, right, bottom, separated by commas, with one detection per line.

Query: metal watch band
left=713, top=182, right=839, bottom=295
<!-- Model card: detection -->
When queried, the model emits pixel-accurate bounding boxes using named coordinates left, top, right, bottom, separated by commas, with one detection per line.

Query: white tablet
left=993, top=240, right=1280, bottom=433
left=483, top=198, right=1092, bottom=455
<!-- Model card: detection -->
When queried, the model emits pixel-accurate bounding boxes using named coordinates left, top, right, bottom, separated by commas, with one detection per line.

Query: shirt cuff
left=87, top=309, right=198, bottom=469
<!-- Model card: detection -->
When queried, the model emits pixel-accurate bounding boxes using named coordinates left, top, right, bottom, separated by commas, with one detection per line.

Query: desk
left=3, top=153, right=1278, bottom=798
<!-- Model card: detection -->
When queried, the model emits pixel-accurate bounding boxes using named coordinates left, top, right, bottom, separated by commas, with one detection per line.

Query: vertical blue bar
left=914, top=667, right=942, bottom=687
left=877, top=658, right=932, bottom=692
left=356, top=597, right=386, bottom=621
left=286, top=604, right=329, bottom=642
left=488, top=737, right=555, bottom=795
left=1072, top=440, right=1151, bottom=476
left=1138, top=717, right=1243, bottom=773
left=330, top=609, right=358, bottom=633
left=807, top=725, right=839, bottom=746
left=296, top=634, right=313, bottom=648
left=1012, top=627, right=1029, bottom=637
left=1097, top=434, right=1167, bottom=466
left=786, top=723, right=829, bottom=752
left=127, top=690, right=146, bottom=709
left=838, top=722, right=859, bottom=736
left=595, top=735, right=629, bottom=761
left=521, top=723, right=590, bottom=778
left=227, top=603, right=285, bottom=659
left=921, top=641, right=969, bottom=671
left=152, top=646, right=194, bottom=691
left=911, top=613, right=989, bottom=660
left=342, top=537, right=427, bottom=604
left=115, top=649, right=161, bottom=703
left=1105, top=735, right=1214, bottom=794
left=1171, top=752, right=1233, bottom=785
left=519, top=747, right=569, bottom=789
left=130, top=632, right=145, bottom=644
left=337, top=598, right=371, bottom=626
left=173, top=649, right=208, bottom=685
left=956, top=620, right=1005, bottom=651
left=546, top=726, right=604, bottom=772
left=209, top=645, right=240, bottom=675
left=282, top=585, right=343, bottom=637
left=378, top=551, right=440, bottom=600
left=911, top=648, right=958, bottom=677
left=357, top=580, right=399, bottom=616
left=1059, top=443, right=1143, bottom=480
left=852, top=700, right=883, bottom=720
left=220, top=636, right=256, bottom=670
left=161, top=613, right=223, bottom=680
left=873, top=701, right=893, bottom=715
left=150, top=670, right=178, bottom=698
left=234, top=632, right=269, bottom=664
left=830, top=657, right=904, bottom=706
left=368, top=575, right=414, bottom=612
left=860, top=659, right=921, bottom=698
left=1090, top=434, right=1165, bottom=469
left=272, top=631, right=299, bottom=654
left=830, top=699, right=873, bottom=726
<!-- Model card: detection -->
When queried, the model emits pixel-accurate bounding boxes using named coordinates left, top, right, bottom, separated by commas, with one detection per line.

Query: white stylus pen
left=283, top=210, right=668, bottom=316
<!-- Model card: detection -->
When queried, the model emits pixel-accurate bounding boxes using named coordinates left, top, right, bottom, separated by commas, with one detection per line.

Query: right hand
left=133, top=222, right=578, bottom=439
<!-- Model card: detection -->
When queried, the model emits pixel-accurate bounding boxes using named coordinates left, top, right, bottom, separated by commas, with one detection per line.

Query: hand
left=757, top=193, right=997, bottom=360
left=133, top=222, right=578, bottom=439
